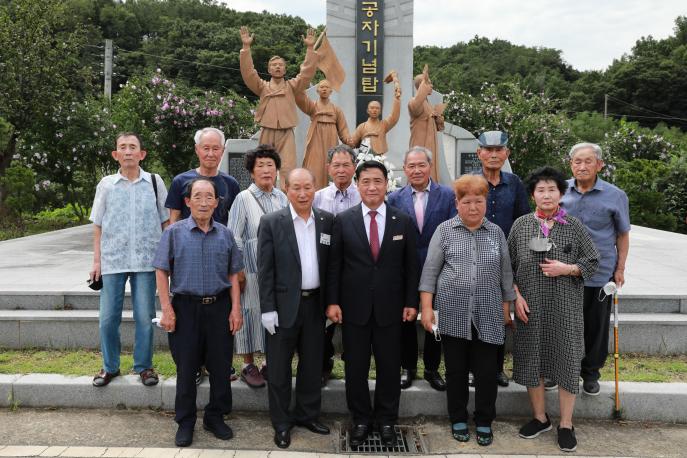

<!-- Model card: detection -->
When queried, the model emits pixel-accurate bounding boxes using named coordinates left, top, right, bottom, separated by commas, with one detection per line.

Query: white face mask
left=431, top=313, right=441, bottom=342
left=529, top=237, right=553, bottom=252
left=598, top=281, right=618, bottom=301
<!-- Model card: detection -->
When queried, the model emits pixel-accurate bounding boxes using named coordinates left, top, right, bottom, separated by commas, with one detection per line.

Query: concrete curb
left=3, top=310, right=687, bottom=354
left=1, top=374, right=685, bottom=423
left=2, top=291, right=685, bottom=313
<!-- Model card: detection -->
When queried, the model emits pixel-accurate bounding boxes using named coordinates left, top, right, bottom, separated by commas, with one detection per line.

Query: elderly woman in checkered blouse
left=419, top=174, right=516, bottom=447
left=508, top=166, right=599, bottom=453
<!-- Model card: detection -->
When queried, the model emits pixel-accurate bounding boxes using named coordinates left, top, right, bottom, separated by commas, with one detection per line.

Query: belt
left=301, top=288, right=319, bottom=297
left=176, top=290, right=228, bottom=304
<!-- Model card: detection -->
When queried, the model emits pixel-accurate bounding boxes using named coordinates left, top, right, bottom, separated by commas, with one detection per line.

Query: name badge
left=393, top=235, right=403, bottom=241
left=320, top=233, right=331, bottom=245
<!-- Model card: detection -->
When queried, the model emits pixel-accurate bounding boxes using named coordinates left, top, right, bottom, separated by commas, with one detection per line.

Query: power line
left=106, top=44, right=272, bottom=78
left=606, top=113, right=687, bottom=124
left=607, top=95, right=687, bottom=122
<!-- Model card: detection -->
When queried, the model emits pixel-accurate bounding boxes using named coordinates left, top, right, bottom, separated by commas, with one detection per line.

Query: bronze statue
left=408, top=65, right=445, bottom=181
left=239, top=26, right=319, bottom=185
left=296, top=80, right=352, bottom=190
left=350, top=71, right=401, bottom=155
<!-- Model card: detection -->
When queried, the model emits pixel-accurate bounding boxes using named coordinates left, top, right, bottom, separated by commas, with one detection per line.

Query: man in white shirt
left=89, top=132, right=169, bottom=388
left=257, top=169, right=334, bottom=448
left=313, top=144, right=361, bottom=384
left=326, top=161, right=419, bottom=448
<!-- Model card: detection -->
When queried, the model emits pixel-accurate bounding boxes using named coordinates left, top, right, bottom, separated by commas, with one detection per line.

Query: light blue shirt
left=560, top=177, right=630, bottom=286
left=313, top=182, right=361, bottom=216
left=90, top=168, right=169, bottom=275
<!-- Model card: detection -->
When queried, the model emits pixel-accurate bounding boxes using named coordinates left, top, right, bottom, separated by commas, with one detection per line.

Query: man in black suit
left=258, top=168, right=334, bottom=449
left=326, top=160, right=419, bottom=448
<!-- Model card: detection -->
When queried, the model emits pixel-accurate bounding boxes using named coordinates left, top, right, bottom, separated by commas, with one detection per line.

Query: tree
left=444, top=82, right=576, bottom=176
left=0, top=0, right=90, bottom=198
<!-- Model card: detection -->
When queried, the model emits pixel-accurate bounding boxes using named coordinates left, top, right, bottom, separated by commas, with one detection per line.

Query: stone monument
left=224, top=0, right=511, bottom=186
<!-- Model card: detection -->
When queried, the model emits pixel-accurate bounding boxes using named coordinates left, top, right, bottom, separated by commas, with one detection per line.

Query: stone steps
left=1, top=373, right=685, bottom=423
left=0, top=291, right=684, bottom=313
left=2, top=310, right=687, bottom=354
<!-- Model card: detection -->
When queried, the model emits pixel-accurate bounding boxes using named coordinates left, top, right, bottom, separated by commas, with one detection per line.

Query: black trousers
left=400, top=320, right=442, bottom=372
left=442, top=326, right=498, bottom=427
left=168, top=290, right=233, bottom=427
left=266, top=293, right=325, bottom=431
left=581, top=285, right=612, bottom=382
left=496, top=343, right=505, bottom=372
left=343, top=318, right=401, bottom=426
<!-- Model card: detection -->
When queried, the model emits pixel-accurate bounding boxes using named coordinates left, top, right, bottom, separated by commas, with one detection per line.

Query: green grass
left=0, top=349, right=686, bottom=382
left=0, top=220, right=86, bottom=241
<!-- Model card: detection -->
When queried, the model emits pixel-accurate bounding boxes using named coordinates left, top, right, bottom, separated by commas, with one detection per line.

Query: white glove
left=261, top=311, right=279, bottom=335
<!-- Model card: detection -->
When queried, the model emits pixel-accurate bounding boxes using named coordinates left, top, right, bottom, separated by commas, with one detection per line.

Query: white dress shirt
left=289, top=204, right=319, bottom=289
left=361, top=202, right=386, bottom=246
left=313, top=181, right=361, bottom=216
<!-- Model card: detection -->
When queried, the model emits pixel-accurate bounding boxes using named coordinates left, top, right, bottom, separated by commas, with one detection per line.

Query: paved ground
left=0, top=408, right=685, bottom=457
left=1, top=224, right=686, bottom=296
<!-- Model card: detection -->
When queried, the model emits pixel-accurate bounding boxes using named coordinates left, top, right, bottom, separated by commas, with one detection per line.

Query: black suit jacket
left=257, top=206, right=334, bottom=329
left=327, top=203, right=419, bottom=327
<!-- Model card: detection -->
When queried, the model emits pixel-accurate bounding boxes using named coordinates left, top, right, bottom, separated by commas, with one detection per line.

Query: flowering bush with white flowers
left=355, top=139, right=400, bottom=193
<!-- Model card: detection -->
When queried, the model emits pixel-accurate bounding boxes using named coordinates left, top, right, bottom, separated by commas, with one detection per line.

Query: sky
left=221, top=0, right=686, bottom=71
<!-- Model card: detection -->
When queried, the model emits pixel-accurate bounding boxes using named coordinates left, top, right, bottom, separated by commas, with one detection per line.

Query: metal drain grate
left=338, top=424, right=428, bottom=454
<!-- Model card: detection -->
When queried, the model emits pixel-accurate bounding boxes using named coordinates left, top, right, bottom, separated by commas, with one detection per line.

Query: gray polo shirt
left=560, top=177, right=630, bottom=287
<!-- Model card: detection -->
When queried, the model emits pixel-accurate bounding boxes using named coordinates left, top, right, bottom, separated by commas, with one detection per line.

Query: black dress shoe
left=175, top=424, right=194, bottom=447
left=496, top=371, right=510, bottom=387
left=400, top=369, right=415, bottom=389
left=203, top=418, right=233, bottom=440
left=349, top=424, right=370, bottom=447
left=274, top=429, right=291, bottom=448
left=295, top=420, right=330, bottom=435
left=380, top=424, right=396, bottom=447
left=423, top=370, right=447, bottom=391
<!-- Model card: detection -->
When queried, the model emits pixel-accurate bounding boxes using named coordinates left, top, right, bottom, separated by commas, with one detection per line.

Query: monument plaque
left=355, top=0, right=384, bottom=125
left=460, top=152, right=483, bottom=175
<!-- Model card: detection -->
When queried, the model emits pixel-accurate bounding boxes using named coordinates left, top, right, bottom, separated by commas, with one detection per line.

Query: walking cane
left=612, top=287, right=621, bottom=419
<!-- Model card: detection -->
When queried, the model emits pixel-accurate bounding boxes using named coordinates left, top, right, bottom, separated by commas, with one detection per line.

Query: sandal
left=92, top=369, right=120, bottom=387
left=139, top=368, right=159, bottom=386
left=451, top=422, right=470, bottom=442
left=476, top=426, right=493, bottom=446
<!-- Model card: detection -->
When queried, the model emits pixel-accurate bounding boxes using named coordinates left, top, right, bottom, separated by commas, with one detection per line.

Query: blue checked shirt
left=153, top=217, right=244, bottom=296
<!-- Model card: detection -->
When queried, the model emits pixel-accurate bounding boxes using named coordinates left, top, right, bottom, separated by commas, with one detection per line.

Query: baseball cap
left=477, top=130, right=509, bottom=147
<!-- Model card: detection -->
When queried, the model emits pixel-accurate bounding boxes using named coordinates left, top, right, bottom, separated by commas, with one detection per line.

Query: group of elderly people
left=416, top=132, right=629, bottom=453
left=91, top=125, right=630, bottom=453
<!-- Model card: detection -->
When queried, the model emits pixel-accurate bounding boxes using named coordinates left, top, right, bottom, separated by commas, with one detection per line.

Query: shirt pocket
left=216, top=250, right=230, bottom=274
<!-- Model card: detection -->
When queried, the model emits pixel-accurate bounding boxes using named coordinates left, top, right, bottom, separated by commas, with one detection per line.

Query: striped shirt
left=227, top=184, right=288, bottom=273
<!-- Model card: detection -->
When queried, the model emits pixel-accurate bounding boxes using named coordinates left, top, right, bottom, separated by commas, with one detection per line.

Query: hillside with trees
left=0, top=0, right=685, bottom=235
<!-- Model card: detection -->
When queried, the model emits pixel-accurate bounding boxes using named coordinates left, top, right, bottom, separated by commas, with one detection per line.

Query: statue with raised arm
left=239, top=26, right=319, bottom=183
left=409, top=64, right=445, bottom=181
left=350, top=71, right=401, bottom=155
left=296, top=80, right=352, bottom=190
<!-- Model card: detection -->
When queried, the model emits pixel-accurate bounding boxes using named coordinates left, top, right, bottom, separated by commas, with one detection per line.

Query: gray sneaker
left=583, top=379, right=600, bottom=396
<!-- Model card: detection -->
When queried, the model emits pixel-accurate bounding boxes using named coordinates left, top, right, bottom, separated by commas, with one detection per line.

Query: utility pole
left=104, top=39, right=113, bottom=101
left=604, top=93, right=608, bottom=119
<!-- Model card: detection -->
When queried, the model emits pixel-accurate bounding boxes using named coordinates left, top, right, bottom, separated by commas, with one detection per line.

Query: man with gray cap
left=476, top=130, right=530, bottom=387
